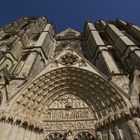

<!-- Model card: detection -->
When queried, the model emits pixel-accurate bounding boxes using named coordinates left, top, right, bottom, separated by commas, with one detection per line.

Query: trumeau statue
left=0, top=17, right=140, bottom=140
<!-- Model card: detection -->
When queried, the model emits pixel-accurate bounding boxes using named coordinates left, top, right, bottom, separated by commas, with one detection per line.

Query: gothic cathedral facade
left=0, top=17, right=140, bottom=140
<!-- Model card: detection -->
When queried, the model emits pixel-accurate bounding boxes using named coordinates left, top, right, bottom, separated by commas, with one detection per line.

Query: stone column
left=29, top=132, right=37, bottom=140
left=36, top=133, right=44, bottom=140
left=134, top=118, right=140, bottom=130
left=36, top=134, right=40, bottom=140
left=96, top=131, right=103, bottom=140
left=23, top=130, right=31, bottom=140
left=0, top=122, right=12, bottom=140
left=15, top=126, right=25, bottom=140
left=7, top=125, right=19, bottom=140
left=102, top=131, right=108, bottom=140
left=0, top=121, right=5, bottom=132
left=108, top=129, right=115, bottom=140
left=126, top=120, right=140, bottom=140
left=114, top=126, right=124, bottom=140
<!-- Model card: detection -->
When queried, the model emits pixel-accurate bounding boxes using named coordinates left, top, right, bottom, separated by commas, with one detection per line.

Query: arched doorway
left=9, top=67, right=131, bottom=140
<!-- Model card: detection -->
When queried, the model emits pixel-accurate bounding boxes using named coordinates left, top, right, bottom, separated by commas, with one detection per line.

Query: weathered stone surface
left=106, top=24, right=124, bottom=41
left=0, top=17, right=139, bottom=140
left=85, top=22, right=96, bottom=34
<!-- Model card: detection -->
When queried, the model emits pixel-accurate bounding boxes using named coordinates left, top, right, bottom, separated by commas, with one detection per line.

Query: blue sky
left=0, top=0, right=140, bottom=32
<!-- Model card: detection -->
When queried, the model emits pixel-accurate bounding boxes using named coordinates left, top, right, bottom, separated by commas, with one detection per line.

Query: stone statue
left=65, top=131, right=73, bottom=140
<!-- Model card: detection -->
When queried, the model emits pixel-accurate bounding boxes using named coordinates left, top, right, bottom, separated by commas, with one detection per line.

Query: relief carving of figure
left=64, top=131, right=73, bottom=140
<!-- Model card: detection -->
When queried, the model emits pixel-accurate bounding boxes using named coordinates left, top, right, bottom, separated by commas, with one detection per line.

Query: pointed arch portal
left=8, top=67, right=132, bottom=139
left=0, top=17, right=140, bottom=140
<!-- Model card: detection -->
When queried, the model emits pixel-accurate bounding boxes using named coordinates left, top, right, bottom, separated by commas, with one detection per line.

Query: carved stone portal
left=42, top=94, right=95, bottom=138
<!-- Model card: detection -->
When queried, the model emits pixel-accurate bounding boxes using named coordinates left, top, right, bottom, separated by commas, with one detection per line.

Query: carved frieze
left=43, top=94, right=95, bottom=133
left=44, top=121, right=95, bottom=131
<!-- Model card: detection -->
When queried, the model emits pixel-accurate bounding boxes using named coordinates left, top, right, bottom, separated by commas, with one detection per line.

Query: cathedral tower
left=0, top=17, right=140, bottom=140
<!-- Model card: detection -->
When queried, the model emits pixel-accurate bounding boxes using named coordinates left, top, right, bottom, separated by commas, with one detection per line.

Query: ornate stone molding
left=59, top=51, right=79, bottom=65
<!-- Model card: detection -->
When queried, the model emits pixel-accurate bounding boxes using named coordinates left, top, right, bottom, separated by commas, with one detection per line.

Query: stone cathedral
left=0, top=17, right=139, bottom=140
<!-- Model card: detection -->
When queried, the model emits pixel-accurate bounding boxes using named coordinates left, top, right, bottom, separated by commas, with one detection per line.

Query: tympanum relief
left=42, top=94, right=95, bottom=137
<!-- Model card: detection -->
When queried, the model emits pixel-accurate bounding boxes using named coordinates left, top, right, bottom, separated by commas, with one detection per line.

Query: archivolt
left=9, top=67, right=131, bottom=121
